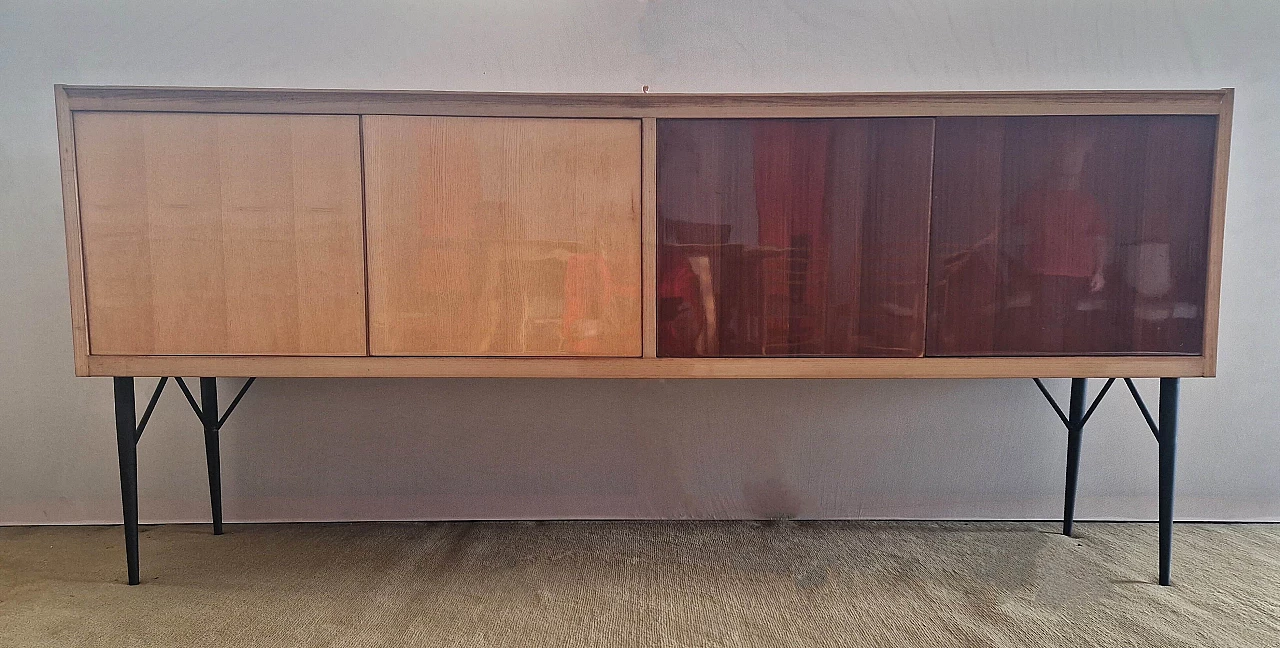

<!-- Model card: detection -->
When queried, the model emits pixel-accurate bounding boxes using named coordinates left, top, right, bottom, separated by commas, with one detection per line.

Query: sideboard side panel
left=55, top=86, right=90, bottom=374
left=1201, top=90, right=1234, bottom=375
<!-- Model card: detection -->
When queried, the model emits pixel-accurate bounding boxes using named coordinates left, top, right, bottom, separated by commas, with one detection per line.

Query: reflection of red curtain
left=752, top=122, right=831, bottom=353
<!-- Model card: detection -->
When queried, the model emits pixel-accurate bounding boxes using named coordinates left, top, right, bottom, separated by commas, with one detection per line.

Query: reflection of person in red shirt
left=1008, top=135, right=1110, bottom=352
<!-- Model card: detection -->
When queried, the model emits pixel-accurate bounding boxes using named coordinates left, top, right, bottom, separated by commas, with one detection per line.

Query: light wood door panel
left=364, top=116, right=642, bottom=356
left=75, top=112, right=367, bottom=355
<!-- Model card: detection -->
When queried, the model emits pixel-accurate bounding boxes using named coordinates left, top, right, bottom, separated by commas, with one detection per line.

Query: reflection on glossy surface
left=657, top=118, right=934, bottom=357
left=364, top=116, right=642, bottom=356
left=927, top=115, right=1217, bottom=355
left=75, top=112, right=368, bottom=355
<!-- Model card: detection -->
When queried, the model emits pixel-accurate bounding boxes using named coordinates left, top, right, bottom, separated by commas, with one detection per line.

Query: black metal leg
left=1043, top=375, right=1182, bottom=585
left=1063, top=378, right=1087, bottom=537
left=1158, top=377, right=1179, bottom=586
left=113, top=377, right=140, bottom=586
left=200, top=377, right=223, bottom=535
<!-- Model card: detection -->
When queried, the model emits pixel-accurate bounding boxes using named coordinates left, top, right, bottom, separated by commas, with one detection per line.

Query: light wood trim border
left=61, top=86, right=1228, bottom=118
left=55, top=85, right=90, bottom=376
left=1201, top=89, right=1234, bottom=377
left=641, top=117, right=658, bottom=358
left=86, top=355, right=1204, bottom=379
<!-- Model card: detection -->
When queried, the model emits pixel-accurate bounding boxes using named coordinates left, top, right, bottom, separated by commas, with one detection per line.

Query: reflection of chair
left=435, top=239, right=618, bottom=354
left=663, top=219, right=731, bottom=247
left=561, top=252, right=625, bottom=354
left=932, top=243, right=999, bottom=353
left=660, top=219, right=731, bottom=356
left=1126, top=241, right=1178, bottom=322
left=759, top=236, right=828, bottom=355
left=487, top=245, right=624, bottom=354
left=661, top=222, right=835, bottom=355
left=471, top=239, right=582, bottom=353
left=659, top=244, right=720, bottom=355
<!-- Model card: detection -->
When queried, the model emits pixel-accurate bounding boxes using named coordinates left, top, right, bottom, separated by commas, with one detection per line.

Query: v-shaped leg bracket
left=174, top=377, right=256, bottom=428
left=131, top=377, right=168, bottom=444
left=1033, top=377, right=1115, bottom=432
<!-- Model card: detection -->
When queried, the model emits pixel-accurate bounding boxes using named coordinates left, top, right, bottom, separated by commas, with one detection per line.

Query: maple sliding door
left=363, top=116, right=643, bottom=357
left=74, top=112, right=367, bottom=356
left=927, top=115, right=1218, bottom=356
left=656, top=118, right=935, bottom=357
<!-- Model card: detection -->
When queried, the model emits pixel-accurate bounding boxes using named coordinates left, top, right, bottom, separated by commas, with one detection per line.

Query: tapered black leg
left=1158, top=377, right=1179, bottom=586
left=200, top=377, right=223, bottom=535
left=1063, top=378, right=1087, bottom=537
left=113, top=377, right=140, bottom=585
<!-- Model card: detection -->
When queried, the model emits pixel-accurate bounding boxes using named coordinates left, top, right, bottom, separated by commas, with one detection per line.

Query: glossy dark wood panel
left=657, top=118, right=934, bottom=357
left=927, top=115, right=1217, bottom=356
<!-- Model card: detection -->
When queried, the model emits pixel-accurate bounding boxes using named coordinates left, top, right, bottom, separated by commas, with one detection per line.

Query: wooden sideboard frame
left=56, top=85, right=1233, bottom=378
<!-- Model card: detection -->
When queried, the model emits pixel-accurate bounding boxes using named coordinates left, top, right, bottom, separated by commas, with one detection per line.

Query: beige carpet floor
left=1, top=521, right=1278, bottom=647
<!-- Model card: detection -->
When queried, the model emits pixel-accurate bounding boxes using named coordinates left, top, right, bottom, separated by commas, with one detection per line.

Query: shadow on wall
left=208, top=377, right=1048, bottom=521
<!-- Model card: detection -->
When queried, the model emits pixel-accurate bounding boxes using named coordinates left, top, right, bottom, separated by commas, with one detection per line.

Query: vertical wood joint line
left=641, top=117, right=658, bottom=358
left=358, top=114, right=372, bottom=356
left=919, top=117, right=939, bottom=358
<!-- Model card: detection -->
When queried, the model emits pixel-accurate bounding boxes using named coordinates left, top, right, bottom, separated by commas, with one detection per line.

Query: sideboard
left=55, top=85, right=1233, bottom=586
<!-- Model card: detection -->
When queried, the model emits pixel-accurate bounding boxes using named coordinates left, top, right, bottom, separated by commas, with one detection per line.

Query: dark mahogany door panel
left=927, top=115, right=1217, bottom=356
left=656, top=118, right=935, bottom=357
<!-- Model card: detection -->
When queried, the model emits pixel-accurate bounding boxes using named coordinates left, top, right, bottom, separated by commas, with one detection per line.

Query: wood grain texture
left=642, top=118, right=659, bottom=358
left=363, top=116, right=642, bottom=356
left=85, top=354, right=1206, bottom=379
left=927, top=115, right=1218, bottom=357
left=62, top=86, right=1229, bottom=118
left=75, top=112, right=367, bottom=355
left=55, top=86, right=90, bottom=375
left=657, top=118, right=934, bottom=357
left=1201, top=90, right=1234, bottom=376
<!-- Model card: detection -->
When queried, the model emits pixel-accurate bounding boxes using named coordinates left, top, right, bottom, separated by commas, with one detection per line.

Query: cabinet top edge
left=57, top=85, right=1233, bottom=117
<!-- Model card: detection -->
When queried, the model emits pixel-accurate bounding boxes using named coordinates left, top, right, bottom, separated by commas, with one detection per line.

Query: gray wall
left=2, top=1, right=1277, bottom=524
